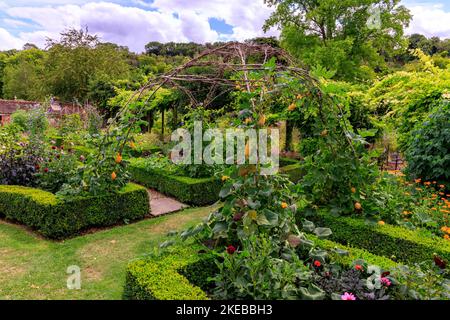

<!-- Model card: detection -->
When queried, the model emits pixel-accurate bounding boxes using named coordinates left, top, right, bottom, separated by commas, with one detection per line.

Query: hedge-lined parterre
left=0, top=183, right=149, bottom=239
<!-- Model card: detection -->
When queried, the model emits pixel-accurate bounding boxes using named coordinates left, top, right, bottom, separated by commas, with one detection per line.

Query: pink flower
left=380, top=277, right=391, bottom=287
left=341, top=292, right=356, bottom=300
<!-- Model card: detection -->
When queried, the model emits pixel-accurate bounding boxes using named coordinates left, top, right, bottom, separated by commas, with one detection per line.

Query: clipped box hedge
left=129, top=158, right=222, bottom=206
left=308, top=211, right=450, bottom=265
left=129, top=157, right=303, bottom=206
left=123, top=245, right=211, bottom=300
left=0, top=183, right=149, bottom=239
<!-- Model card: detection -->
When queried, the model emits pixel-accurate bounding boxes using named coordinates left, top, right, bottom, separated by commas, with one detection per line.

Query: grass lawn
left=0, top=205, right=218, bottom=300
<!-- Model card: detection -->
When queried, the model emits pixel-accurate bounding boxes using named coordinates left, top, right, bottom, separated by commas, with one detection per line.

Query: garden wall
left=0, top=183, right=149, bottom=239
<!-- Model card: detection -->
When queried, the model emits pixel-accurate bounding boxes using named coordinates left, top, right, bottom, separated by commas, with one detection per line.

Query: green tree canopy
left=44, top=28, right=131, bottom=103
left=264, top=0, right=412, bottom=81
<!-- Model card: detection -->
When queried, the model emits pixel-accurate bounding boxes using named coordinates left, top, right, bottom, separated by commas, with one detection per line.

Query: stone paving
left=148, top=189, right=189, bottom=216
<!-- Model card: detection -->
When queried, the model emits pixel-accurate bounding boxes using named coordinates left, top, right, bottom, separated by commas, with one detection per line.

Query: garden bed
left=0, top=183, right=149, bottom=239
left=306, top=211, right=450, bottom=264
left=123, top=238, right=398, bottom=300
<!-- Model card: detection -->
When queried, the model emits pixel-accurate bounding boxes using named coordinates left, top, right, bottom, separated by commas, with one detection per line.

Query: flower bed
left=0, top=183, right=149, bottom=239
left=306, top=211, right=450, bottom=265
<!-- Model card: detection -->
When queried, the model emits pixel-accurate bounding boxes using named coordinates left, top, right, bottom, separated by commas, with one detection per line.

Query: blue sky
left=0, top=0, right=449, bottom=52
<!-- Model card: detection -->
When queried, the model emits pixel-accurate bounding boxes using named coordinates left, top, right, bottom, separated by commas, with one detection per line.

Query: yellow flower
left=221, top=175, right=230, bottom=182
left=248, top=210, right=257, bottom=220
left=378, top=220, right=385, bottom=226
left=244, top=117, right=252, bottom=124
left=281, top=202, right=288, bottom=209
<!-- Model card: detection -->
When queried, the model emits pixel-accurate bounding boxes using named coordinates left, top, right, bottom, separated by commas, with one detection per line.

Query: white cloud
left=406, top=4, right=450, bottom=38
left=0, top=28, right=25, bottom=50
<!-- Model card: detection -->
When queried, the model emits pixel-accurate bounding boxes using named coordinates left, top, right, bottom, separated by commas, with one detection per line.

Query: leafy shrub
left=0, top=183, right=149, bottom=239
left=391, top=262, right=450, bottom=300
left=123, top=245, right=209, bottom=300
left=36, top=146, right=78, bottom=193
left=405, top=101, right=450, bottom=182
left=0, top=141, right=44, bottom=186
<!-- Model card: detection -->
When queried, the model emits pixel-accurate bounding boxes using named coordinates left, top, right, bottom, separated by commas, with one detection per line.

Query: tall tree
left=44, top=28, right=131, bottom=103
left=264, top=0, right=411, bottom=81
left=2, top=48, right=47, bottom=100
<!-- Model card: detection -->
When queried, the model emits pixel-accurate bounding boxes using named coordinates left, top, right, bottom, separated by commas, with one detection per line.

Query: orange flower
left=244, top=117, right=252, bottom=124
left=281, top=202, right=288, bottom=209
left=431, top=207, right=437, bottom=211
left=288, top=103, right=296, bottom=111
left=115, top=153, right=123, bottom=164
left=444, top=235, right=450, bottom=240
left=415, top=188, right=422, bottom=191
left=404, top=192, right=411, bottom=196
left=424, top=181, right=431, bottom=186
left=351, top=187, right=356, bottom=193
left=111, top=172, right=117, bottom=181
left=354, top=202, right=362, bottom=210
left=415, top=178, right=421, bottom=183
left=432, top=181, right=437, bottom=184
left=129, top=141, right=136, bottom=149
left=378, top=220, right=385, bottom=226
left=439, top=184, right=445, bottom=189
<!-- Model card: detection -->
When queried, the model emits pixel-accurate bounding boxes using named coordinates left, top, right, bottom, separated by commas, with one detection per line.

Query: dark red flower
left=51, top=146, right=57, bottom=150
left=313, top=260, right=321, bottom=268
left=60, top=146, right=64, bottom=150
left=355, top=265, right=363, bottom=271
left=226, top=245, right=236, bottom=254
left=35, top=165, right=40, bottom=170
left=56, top=154, right=61, bottom=159
left=381, top=271, right=390, bottom=278
left=434, top=255, right=447, bottom=270
left=44, top=168, right=49, bottom=173
left=233, top=212, right=244, bottom=221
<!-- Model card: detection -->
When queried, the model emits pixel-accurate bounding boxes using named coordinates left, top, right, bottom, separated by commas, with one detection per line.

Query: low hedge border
left=129, top=158, right=303, bottom=205
left=307, top=211, right=450, bottom=265
left=123, top=245, right=210, bottom=300
left=0, top=183, right=149, bottom=239
left=308, top=235, right=398, bottom=270
left=123, top=238, right=397, bottom=300
left=129, top=158, right=222, bottom=206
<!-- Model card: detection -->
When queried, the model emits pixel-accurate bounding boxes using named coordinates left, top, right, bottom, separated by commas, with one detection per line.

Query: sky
left=0, top=0, right=449, bottom=52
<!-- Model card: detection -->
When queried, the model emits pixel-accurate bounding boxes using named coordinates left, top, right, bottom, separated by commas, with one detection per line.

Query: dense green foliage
left=405, top=101, right=450, bottom=182
left=264, top=0, right=411, bottom=81
left=123, top=245, right=209, bottom=300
